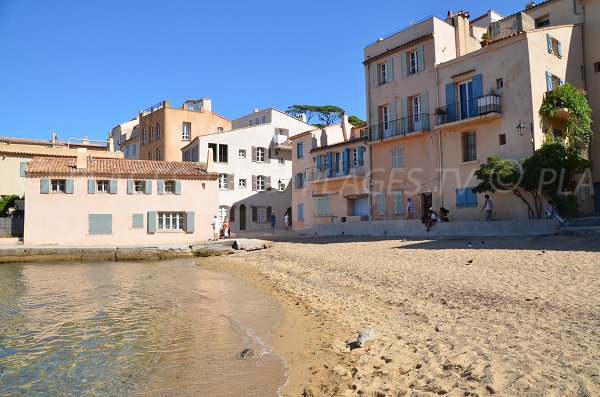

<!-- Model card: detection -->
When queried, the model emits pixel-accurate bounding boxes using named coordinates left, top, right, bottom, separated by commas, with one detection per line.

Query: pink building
left=23, top=150, right=219, bottom=245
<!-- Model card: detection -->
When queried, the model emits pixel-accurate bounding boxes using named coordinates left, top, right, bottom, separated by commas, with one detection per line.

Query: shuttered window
left=89, top=214, right=112, bottom=235
left=391, top=148, right=404, bottom=169
left=394, top=191, right=404, bottom=215
left=377, top=193, right=386, bottom=216
left=314, top=197, right=331, bottom=216
left=297, top=203, right=304, bottom=221
left=456, top=187, right=478, bottom=208
left=132, top=214, right=144, bottom=229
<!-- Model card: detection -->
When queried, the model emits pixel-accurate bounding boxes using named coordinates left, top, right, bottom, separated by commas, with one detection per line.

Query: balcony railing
left=435, top=94, right=501, bottom=126
left=140, top=101, right=165, bottom=116
left=365, top=113, right=430, bottom=141
left=306, top=165, right=365, bottom=182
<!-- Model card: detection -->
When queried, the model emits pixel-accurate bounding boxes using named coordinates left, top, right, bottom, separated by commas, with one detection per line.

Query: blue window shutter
left=343, top=148, right=350, bottom=174
left=40, top=179, right=49, bottom=194
left=326, top=152, right=333, bottom=178
left=147, top=211, right=157, bottom=233
left=303, top=171, right=306, bottom=187
left=109, top=180, right=117, bottom=194
left=88, top=179, right=96, bottom=194
left=400, top=52, right=407, bottom=77
left=400, top=97, right=408, bottom=134
left=358, top=146, right=364, bottom=166
left=445, top=83, right=456, bottom=122
left=417, top=45, right=425, bottom=72
left=456, top=188, right=467, bottom=208
left=157, top=180, right=164, bottom=195
left=467, top=188, right=478, bottom=206
left=186, top=211, right=195, bottom=233
left=472, top=74, right=483, bottom=99
left=175, top=180, right=182, bottom=195
left=89, top=214, right=112, bottom=234
left=557, top=40, right=562, bottom=58
left=316, top=155, right=322, bottom=172
left=546, top=71, right=553, bottom=91
left=19, top=162, right=27, bottom=177
left=144, top=180, right=152, bottom=195
left=386, top=58, right=393, bottom=82
left=546, top=33, right=554, bottom=54
left=127, top=180, right=133, bottom=194
left=132, top=214, right=144, bottom=229
left=65, top=179, right=74, bottom=194
left=372, top=64, right=378, bottom=87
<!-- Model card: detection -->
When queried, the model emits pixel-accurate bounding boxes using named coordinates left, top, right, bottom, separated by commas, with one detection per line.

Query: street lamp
left=516, top=120, right=526, bottom=136
left=516, top=120, right=535, bottom=152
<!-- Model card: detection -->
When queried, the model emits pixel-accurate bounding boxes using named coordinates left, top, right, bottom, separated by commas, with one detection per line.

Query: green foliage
left=348, top=115, right=365, bottom=126
left=286, top=104, right=345, bottom=126
left=0, top=195, right=19, bottom=217
left=555, top=195, right=581, bottom=218
left=481, top=32, right=490, bottom=42
left=539, top=83, right=593, bottom=149
left=473, top=156, right=521, bottom=193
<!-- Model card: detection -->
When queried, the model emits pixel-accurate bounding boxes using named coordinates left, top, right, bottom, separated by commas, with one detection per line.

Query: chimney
left=201, top=98, right=212, bottom=112
left=340, top=114, right=349, bottom=141
left=108, top=137, right=115, bottom=152
left=253, top=108, right=261, bottom=113
left=296, top=113, right=307, bottom=123
left=51, top=131, right=58, bottom=146
left=206, top=147, right=214, bottom=172
left=83, top=136, right=89, bottom=145
left=76, top=148, right=88, bottom=170
left=453, top=11, right=471, bottom=57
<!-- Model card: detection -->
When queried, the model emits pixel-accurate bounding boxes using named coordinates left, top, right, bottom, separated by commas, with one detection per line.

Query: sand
left=198, top=235, right=600, bottom=397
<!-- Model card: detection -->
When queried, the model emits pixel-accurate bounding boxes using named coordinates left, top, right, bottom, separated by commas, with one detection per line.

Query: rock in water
left=237, top=348, right=254, bottom=359
left=356, top=329, right=376, bottom=347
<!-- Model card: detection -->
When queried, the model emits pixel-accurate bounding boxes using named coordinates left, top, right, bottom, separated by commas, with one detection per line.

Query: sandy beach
left=198, top=235, right=600, bottom=397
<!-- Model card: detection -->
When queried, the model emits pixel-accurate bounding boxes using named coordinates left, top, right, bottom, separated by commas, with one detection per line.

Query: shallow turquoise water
left=0, top=259, right=286, bottom=396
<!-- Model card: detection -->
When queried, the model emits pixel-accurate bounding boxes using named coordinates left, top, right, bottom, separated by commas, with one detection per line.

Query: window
left=546, top=33, right=562, bottom=59
left=132, top=144, right=136, bottom=155
left=218, top=144, right=228, bottom=162
left=352, top=148, right=358, bottom=166
left=255, top=117, right=260, bottom=125
left=462, top=132, right=477, bottom=162
left=157, top=123, right=161, bottom=140
left=297, top=142, right=303, bottom=159
left=496, top=78, right=504, bottom=89
left=297, top=203, right=304, bottom=221
left=158, top=212, right=185, bottom=231
left=219, top=174, right=228, bottom=189
left=150, top=126, right=154, bottom=143
left=143, top=129, right=147, bottom=145
left=219, top=206, right=228, bottom=222
left=294, top=172, right=304, bottom=189
left=182, top=122, right=191, bottom=140
left=409, top=50, right=418, bottom=75
left=164, top=180, right=175, bottom=194
left=148, top=151, right=153, bottom=160
left=394, top=191, right=404, bottom=215
left=217, top=127, right=224, bottom=132
left=595, top=62, right=600, bottom=73
left=125, top=146, right=130, bottom=157
left=239, top=149, right=246, bottom=158
left=257, top=206, right=267, bottom=223
left=499, top=134, right=506, bottom=145
left=229, top=206, right=236, bottom=222
left=536, top=16, right=550, bottom=28
left=239, top=178, right=246, bottom=188
left=412, top=95, right=423, bottom=129
left=256, top=147, right=265, bottom=162
left=380, top=62, right=387, bottom=84
left=545, top=71, right=563, bottom=92
left=456, top=187, right=478, bottom=208
left=249, top=119, right=254, bottom=126
left=157, top=148, right=161, bottom=161
left=132, top=214, right=144, bottom=229
left=89, top=214, right=112, bottom=235
left=278, top=158, right=285, bottom=165
left=134, top=180, right=146, bottom=193
left=96, top=180, right=110, bottom=193
left=278, top=180, right=285, bottom=191
left=391, top=148, right=404, bottom=169
left=51, top=179, right=66, bottom=193
left=377, top=193, right=386, bottom=215
left=256, top=175, right=265, bottom=191
left=262, top=115, right=267, bottom=123
left=314, top=197, right=331, bottom=216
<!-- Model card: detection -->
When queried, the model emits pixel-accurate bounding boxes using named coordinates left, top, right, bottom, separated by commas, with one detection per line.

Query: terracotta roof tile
left=0, top=136, right=67, bottom=147
left=26, top=157, right=217, bottom=180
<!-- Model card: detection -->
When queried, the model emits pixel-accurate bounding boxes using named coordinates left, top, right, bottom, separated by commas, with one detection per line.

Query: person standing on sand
left=284, top=211, right=289, bottom=231
left=481, top=195, right=493, bottom=220
left=222, top=218, right=230, bottom=238
left=211, top=215, right=221, bottom=241
left=406, top=198, right=415, bottom=220
left=269, top=211, right=276, bottom=234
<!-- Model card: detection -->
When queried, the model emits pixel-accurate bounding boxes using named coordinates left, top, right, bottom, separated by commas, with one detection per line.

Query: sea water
left=0, top=259, right=287, bottom=396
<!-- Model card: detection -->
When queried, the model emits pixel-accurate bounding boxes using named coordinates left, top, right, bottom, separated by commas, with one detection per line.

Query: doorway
left=286, top=207, right=292, bottom=226
left=239, top=205, right=246, bottom=230
left=421, top=192, right=432, bottom=219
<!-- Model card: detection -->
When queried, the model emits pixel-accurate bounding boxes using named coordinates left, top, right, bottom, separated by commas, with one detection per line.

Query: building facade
left=182, top=108, right=313, bottom=232
left=23, top=150, right=218, bottom=245
left=108, top=116, right=139, bottom=152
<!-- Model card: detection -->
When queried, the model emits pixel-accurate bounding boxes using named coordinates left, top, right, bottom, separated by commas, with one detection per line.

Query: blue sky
left=0, top=0, right=525, bottom=141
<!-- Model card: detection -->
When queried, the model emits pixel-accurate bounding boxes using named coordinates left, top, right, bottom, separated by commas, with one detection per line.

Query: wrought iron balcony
left=435, top=94, right=501, bottom=126
left=306, top=165, right=365, bottom=182
left=365, top=113, right=431, bottom=141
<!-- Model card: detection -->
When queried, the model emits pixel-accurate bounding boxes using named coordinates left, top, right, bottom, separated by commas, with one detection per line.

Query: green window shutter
left=157, top=180, right=165, bottom=195
left=127, top=180, right=133, bottom=194
left=372, top=64, right=378, bottom=87
left=132, top=214, right=144, bottom=229
left=65, top=179, right=74, bottom=194
left=147, top=211, right=157, bottom=233
left=386, top=58, right=394, bottom=83
left=417, top=45, right=425, bottom=72
left=109, top=180, right=117, bottom=194
left=420, top=91, right=430, bottom=130
left=400, top=97, right=408, bottom=134
left=175, top=180, right=182, bottom=195
left=19, top=162, right=28, bottom=177
left=145, top=180, right=152, bottom=195
left=89, top=214, right=112, bottom=235
left=40, top=179, right=49, bottom=194
left=88, top=179, right=96, bottom=194
left=400, top=52, right=407, bottom=77
left=186, top=211, right=195, bottom=233
left=389, top=100, right=397, bottom=124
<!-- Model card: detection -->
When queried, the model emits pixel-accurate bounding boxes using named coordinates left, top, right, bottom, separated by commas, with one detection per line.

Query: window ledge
left=461, top=160, right=479, bottom=166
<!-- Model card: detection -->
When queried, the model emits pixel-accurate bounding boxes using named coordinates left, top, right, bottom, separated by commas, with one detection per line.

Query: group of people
left=210, top=210, right=291, bottom=240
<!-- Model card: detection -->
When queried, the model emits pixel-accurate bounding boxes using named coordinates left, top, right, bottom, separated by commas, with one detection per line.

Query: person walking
left=284, top=211, right=289, bottom=231
left=269, top=211, right=276, bottom=234
left=222, top=218, right=230, bottom=238
left=406, top=198, right=415, bottom=220
left=211, top=215, right=221, bottom=241
left=481, top=195, right=493, bottom=220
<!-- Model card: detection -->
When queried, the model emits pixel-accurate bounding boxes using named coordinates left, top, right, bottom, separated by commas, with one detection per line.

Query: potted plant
left=480, top=32, right=490, bottom=47
left=435, top=108, right=447, bottom=124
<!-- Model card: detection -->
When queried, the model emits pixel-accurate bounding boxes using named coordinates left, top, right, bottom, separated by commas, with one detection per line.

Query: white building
left=182, top=108, right=313, bottom=232
left=108, top=116, right=139, bottom=152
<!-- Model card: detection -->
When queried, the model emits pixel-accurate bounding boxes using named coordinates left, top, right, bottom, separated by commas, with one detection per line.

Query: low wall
left=0, top=217, right=24, bottom=237
left=298, top=219, right=559, bottom=238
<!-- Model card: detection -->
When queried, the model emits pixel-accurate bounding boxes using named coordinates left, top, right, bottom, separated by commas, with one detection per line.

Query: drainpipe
left=435, top=66, right=444, bottom=208
left=367, top=63, right=374, bottom=221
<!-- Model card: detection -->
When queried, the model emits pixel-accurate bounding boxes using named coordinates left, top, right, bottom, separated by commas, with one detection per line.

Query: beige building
left=0, top=134, right=122, bottom=197
left=23, top=151, right=218, bottom=245
left=361, top=0, right=599, bottom=223
left=137, top=99, right=231, bottom=162
left=108, top=116, right=139, bottom=152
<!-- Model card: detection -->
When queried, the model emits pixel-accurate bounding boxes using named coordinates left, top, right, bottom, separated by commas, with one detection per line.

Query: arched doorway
left=239, top=205, right=246, bottom=231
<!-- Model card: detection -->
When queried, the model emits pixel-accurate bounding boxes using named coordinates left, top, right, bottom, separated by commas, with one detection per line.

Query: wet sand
left=198, top=236, right=600, bottom=396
